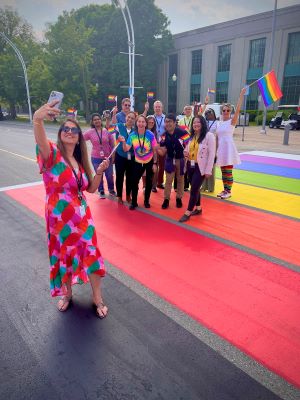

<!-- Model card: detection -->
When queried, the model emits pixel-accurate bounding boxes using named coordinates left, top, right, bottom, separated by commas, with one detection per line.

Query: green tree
left=45, top=12, right=95, bottom=119
left=74, top=0, right=173, bottom=112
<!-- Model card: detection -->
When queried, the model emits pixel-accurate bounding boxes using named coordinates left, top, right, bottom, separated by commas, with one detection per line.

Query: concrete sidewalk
left=234, top=125, right=300, bottom=154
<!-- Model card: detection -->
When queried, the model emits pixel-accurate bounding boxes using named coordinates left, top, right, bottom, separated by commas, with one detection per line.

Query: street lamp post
left=115, top=0, right=136, bottom=110
left=0, top=32, right=32, bottom=123
left=261, top=0, right=277, bottom=134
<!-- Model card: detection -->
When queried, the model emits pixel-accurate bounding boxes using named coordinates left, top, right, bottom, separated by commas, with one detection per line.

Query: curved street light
left=115, top=0, right=135, bottom=110
left=0, top=32, right=32, bottom=123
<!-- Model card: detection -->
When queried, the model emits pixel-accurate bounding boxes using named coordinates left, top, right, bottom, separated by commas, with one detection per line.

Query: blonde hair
left=222, top=103, right=232, bottom=112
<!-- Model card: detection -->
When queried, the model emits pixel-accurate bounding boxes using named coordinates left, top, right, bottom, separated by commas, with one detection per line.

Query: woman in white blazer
left=179, top=115, right=216, bottom=223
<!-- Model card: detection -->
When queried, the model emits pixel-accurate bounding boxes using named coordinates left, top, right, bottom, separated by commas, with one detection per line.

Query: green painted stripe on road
left=215, top=169, right=300, bottom=195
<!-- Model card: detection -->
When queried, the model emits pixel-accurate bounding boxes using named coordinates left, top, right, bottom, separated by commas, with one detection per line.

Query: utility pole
left=261, top=0, right=277, bottom=134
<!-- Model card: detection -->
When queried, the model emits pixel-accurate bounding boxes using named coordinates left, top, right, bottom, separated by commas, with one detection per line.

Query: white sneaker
left=217, top=190, right=226, bottom=197
left=221, top=191, right=231, bottom=199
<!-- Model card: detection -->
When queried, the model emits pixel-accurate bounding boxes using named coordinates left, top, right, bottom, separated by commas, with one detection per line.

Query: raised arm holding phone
left=33, top=97, right=109, bottom=319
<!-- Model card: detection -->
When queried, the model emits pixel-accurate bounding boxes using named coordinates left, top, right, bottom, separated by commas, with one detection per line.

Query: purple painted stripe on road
left=240, top=154, right=300, bottom=169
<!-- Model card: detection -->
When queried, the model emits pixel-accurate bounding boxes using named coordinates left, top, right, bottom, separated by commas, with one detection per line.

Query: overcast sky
left=1, top=0, right=299, bottom=39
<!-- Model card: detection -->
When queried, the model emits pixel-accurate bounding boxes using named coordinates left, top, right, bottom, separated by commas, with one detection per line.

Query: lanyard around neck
left=71, top=165, right=83, bottom=200
left=137, top=131, right=146, bottom=153
left=95, top=128, right=103, bottom=145
left=155, top=115, right=164, bottom=131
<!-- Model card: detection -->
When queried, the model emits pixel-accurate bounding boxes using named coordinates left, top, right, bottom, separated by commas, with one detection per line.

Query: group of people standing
left=86, top=90, right=246, bottom=219
left=33, top=87, right=246, bottom=318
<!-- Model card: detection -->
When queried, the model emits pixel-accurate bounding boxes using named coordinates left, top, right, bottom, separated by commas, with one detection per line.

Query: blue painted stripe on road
left=236, top=161, right=300, bottom=179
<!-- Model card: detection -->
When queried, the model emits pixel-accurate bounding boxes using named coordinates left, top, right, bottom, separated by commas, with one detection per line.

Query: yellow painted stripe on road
left=206, top=180, right=300, bottom=219
left=0, top=148, right=35, bottom=162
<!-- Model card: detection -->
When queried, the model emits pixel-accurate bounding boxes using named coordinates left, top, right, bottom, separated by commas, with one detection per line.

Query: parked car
left=281, top=113, right=300, bottom=130
left=269, top=112, right=283, bottom=128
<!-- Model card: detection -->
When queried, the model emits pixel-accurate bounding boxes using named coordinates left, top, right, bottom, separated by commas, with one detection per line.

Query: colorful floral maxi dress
left=37, top=142, right=105, bottom=297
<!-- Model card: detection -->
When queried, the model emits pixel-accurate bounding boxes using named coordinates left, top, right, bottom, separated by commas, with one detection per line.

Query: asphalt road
left=0, top=121, right=297, bottom=400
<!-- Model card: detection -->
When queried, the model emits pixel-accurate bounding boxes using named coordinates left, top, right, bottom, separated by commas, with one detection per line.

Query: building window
left=168, top=54, right=178, bottom=113
left=191, top=50, right=202, bottom=75
left=246, top=79, right=259, bottom=109
left=281, top=76, right=300, bottom=105
left=217, top=44, right=231, bottom=72
left=286, top=32, right=300, bottom=64
left=216, top=81, right=228, bottom=103
left=190, top=84, right=201, bottom=103
left=248, top=38, right=266, bottom=69
left=169, top=54, right=178, bottom=77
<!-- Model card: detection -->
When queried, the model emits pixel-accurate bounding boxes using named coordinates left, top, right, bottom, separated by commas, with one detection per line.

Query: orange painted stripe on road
left=137, top=188, right=300, bottom=267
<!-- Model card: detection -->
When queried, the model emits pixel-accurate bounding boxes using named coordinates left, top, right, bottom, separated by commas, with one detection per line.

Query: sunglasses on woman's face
left=63, top=126, right=80, bottom=134
left=222, top=109, right=230, bottom=113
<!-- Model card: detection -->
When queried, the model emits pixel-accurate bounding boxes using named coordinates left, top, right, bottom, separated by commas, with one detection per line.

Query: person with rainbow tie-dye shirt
left=119, top=115, right=158, bottom=210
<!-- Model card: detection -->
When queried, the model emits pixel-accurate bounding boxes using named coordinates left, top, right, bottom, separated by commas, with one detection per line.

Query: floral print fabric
left=36, top=142, right=105, bottom=297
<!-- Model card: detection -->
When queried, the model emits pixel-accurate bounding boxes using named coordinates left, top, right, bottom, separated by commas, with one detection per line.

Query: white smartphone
left=48, top=91, right=64, bottom=109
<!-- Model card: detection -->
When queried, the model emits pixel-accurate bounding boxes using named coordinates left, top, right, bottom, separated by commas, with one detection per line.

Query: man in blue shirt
left=116, top=98, right=131, bottom=123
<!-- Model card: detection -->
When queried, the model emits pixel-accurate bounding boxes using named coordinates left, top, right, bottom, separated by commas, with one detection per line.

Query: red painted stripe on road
left=142, top=189, right=300, bottom=266
left=5, top=185, right=300, bottom=388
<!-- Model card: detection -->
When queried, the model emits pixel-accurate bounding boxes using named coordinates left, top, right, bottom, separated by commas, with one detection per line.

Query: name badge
left=79, top=205, right=86, bottom=218
left=127, top=153, right=131, bottom=160
left=100, top=151, right=104, bottom=158
left=173, top=158, right=176, bottom=166
left=190, top=160, right=195, bottom=168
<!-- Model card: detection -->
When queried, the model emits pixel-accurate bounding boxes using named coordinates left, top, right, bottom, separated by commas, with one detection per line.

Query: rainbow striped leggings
left=220, top=165, right=233, bottom=192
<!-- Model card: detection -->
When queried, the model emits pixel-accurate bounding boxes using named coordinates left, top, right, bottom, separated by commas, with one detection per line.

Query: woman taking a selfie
left=33, top=100, right=109, bottom=319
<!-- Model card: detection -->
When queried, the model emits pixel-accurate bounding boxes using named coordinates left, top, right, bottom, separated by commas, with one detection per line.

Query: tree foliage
left=0, top=7, right=38, bottom=116
left=0, top=1, right=173, bottom=119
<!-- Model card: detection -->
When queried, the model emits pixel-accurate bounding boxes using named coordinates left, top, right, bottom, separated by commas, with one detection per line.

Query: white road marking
left=0, top=147, right=36, bottom=162
left=0, top=181, right=43, bottom=192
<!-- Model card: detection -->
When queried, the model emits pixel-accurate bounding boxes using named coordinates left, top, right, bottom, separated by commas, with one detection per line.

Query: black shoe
left=129, top=205, right=136, bottom=210
left=184, top=188, right=189, bottom=192
left=191, top=209, right=202, bottom=216
left=151, top=187, right=158, bottom=193
left=179, top=214, right=190, bottom=223
left=161, top=199, right=169, bottom=209
left=157, top=184, right=165, bottom=189
left=144, top=201, right=151, bottom=208
left=176, top=198, right=183, bottom=208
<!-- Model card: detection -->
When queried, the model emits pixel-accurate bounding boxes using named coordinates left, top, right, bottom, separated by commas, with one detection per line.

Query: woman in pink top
left=84, top=113, right=116, bottom=198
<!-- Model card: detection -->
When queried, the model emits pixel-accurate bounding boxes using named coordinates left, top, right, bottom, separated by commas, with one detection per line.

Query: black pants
left=187, top=163, right=205, bottom=211
left=115, top=152, right=134, bottom=198
left=131, top=160, right=154, bottom=207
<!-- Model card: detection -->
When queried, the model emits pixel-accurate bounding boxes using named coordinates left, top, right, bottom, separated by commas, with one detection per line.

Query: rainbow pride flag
left=257, top=70, right=283, bottom=107
left=147, top=92, right=154, bottom=99
left=207, top=88, right=215, bottom=95
left=179, top=132, right=191, bottom=145
left=108, top=127, right=115, bottom=133
left=108, top=95, right=117, bottom=103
